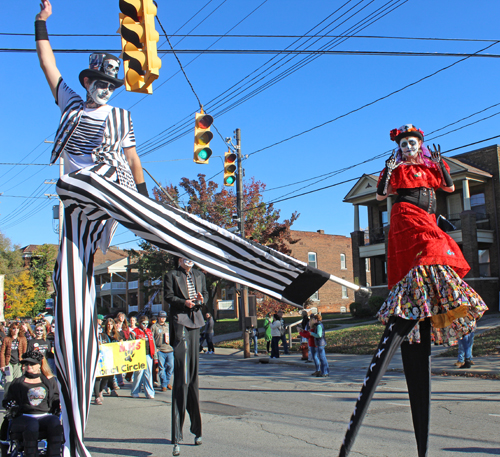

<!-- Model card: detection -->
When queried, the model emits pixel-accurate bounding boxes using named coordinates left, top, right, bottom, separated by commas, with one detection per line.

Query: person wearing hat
left=150, top=310, right=174, bottom=392
left=339, top=125, right=487, bottom=457
left=2, top=350, right=63, bottom=457
left=165, top=258, right=208, bottom=455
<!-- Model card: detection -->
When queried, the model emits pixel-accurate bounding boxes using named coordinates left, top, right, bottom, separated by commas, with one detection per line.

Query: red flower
left=389, top=128, right=400, bottom=141
left=418, top=128, right=424, bottom=137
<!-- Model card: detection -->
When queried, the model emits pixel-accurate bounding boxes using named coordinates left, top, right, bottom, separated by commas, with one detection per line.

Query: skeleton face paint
left=400, top=136, right=421, bottom=159
left=88, top=80, right=115, bottom=105
left=180, top=258, right=194, bottom=269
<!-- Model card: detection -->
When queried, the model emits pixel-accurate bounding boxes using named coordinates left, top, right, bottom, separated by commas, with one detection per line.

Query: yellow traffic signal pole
left=235, top=128, right=251, bottom=359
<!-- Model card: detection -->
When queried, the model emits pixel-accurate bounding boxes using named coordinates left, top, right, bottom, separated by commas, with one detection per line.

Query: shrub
left=349, top=302, right=361, bottom=317
left=368, top=295, right=386, bottom=316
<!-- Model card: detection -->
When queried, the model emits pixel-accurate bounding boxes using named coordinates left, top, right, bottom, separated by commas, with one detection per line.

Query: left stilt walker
left=35, top=3, right=334, bottom=455
left=339, top=124, right=488, bottom=457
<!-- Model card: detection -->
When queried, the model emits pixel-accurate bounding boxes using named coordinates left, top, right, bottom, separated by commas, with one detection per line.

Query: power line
left=137, top=0, right=406, bottom=157
left=3, top=32, right=499, bottom=43
left=248, top=39, right=500, bottom=158
left=5, top=48, right=500, bottom=58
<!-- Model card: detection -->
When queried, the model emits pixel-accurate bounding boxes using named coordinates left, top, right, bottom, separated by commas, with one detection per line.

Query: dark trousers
left=11, top=414, right=63, bottom=457
left=271, top=336, right=280, bottom=358
left=94, top=375, right=113, bottom=398
left=172, top=324, right=202, bottom=444
left=206, top=333, right=214, bottom=352
left=280, top=333, right=289, bottom=354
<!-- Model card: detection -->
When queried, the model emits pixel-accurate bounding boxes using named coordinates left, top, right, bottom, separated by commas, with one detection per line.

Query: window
left=471, top=193, right=486, bottom=218
left=381, top=210, right=389, bottom=227
left=308, top=252, right=319, bottom=300
left=365, top=258, right=370, bottom=272
left=342, top=286, right=348, bottom=299
left=308, top=252, right=317, bottom=268
left=479, top=249, right=490, bottom=277
left=340, top=253, right=347, bottom=270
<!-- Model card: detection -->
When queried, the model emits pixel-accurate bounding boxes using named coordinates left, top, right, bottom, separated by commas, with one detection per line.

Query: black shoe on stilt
left=460, top=358, right=472, bottom=369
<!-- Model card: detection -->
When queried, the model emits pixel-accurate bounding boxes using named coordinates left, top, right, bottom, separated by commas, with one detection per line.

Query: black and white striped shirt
left=56, top=82, right=135, bottom=174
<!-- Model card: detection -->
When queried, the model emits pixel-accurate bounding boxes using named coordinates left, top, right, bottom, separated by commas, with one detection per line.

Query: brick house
left=343, top=145, right=500, bottom=309
left=288, top=230, right=354, bottom=313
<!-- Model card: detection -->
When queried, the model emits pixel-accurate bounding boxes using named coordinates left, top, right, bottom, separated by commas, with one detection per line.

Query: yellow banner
left=97, top=340, right=147, bottom=377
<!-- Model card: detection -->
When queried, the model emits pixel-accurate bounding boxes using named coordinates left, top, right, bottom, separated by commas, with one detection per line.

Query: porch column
left=463, top=179, right=471, bottom=211
left=354, top=204, right=360, bottom=232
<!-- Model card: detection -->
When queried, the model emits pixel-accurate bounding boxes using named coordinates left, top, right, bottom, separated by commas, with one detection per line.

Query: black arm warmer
left=136, top=182, right=149, bottom=198
left=35, top=20, right=49, bottom=41
left=439, top=162, right=454, bottom=187
left=376, top=168, right=389, bottom=196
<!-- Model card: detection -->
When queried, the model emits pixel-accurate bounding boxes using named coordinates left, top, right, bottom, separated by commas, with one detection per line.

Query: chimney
left=317, top=230, right=324, bottom=234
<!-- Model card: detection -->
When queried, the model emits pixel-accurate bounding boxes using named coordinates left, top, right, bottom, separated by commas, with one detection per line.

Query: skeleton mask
left=102, top=58, right=120, bottom=78
left=400, top=136, right=421, bottom=159
left=88, top=80, right=115, bottom=105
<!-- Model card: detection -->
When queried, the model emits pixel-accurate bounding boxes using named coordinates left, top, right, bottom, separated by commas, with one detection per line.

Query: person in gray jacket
left=151, top=310, right=174, bottom=391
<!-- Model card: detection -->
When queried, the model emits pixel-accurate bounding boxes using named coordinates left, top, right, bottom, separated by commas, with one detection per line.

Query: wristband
left=136, top=182, right=149, bottom=198
left=376, top=169, right=389, bottom=196
left=35, top=20, right=49, bottom=41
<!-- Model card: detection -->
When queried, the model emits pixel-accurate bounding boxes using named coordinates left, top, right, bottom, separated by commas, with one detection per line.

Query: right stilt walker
left=339, top=124, right=488, bottom=457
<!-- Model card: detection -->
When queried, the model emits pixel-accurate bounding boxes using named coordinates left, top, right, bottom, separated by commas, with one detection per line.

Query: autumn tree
left=149, top=174, right=300, bottom=312
left=4, top=270, right=36, bottom=318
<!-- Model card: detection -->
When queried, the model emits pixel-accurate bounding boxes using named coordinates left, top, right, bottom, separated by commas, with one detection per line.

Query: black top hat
left=79, top=53, right=124, bottom=89
left=20, top=350, right=44, bottom=365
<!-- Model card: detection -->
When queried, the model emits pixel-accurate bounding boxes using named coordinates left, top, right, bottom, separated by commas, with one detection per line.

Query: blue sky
left=1, top=0, right=500, bottom=250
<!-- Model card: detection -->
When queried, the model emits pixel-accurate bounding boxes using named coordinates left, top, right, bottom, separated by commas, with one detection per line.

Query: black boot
left=460, top=358, right=472, bottom=369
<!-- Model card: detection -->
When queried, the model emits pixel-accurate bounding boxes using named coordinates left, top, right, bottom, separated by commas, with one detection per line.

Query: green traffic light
left=199, top=149, right=208, bottom=160
left=225, top=176, right=235, bottom=185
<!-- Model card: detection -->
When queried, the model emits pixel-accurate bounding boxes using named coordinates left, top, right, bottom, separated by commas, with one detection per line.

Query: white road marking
left=310, top=393, right=334, bottom=397
left=387, top=402, right=410, bottom=407
left=489, top=414, right=500, bottom=417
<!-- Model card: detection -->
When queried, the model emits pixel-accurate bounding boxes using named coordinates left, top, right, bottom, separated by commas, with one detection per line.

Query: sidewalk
left=212, top=313, right=500, bottom=378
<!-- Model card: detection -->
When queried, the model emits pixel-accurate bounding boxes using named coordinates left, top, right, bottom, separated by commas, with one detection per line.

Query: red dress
left=376, top=160, right=487, bottom=345
left=381, top=161, right=470, bottom=289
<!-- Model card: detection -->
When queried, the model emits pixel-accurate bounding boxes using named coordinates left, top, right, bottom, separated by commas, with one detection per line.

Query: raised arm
left=35, top=0, right=61, bottom=100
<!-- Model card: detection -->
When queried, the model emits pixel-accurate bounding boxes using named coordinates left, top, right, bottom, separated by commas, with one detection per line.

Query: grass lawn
left=435, top=327, right=500, bottom=358
left=213, top=312, right=353, bottom=335
left=216, top=319, right=383, bottom=355
left=323, top=322, right=385, bottom=354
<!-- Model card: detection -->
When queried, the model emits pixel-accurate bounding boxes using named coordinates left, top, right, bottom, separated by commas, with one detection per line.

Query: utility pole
left=235, top=128, right=250, bottom=358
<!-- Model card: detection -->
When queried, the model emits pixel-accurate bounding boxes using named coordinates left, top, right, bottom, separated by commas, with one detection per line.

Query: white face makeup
left=400, top=136, right=421, bottom=158
left=88, top=80, right=115, bottom=105
left=181, top=259, right=194, bottom=268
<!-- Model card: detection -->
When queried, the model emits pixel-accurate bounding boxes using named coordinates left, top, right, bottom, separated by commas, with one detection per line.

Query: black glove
left=136, top=182, right=149, bottom=198
left=430, top=144, right=453, bottom=187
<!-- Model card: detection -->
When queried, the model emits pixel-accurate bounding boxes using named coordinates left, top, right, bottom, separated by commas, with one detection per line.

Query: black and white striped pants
left=53, top=164, right=329, bottom=456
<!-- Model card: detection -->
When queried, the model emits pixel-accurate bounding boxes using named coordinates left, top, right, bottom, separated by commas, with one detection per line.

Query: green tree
left=4, top=270, right=36, bottom=318
left=0, top=231, right=23, bottom=276
left=30, top=244, right=57, bottom=315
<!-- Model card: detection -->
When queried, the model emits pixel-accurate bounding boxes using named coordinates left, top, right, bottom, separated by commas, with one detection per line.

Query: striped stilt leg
left=339, top=317, right=418, bottom=457
left=53, top=206, right=112, bottom=457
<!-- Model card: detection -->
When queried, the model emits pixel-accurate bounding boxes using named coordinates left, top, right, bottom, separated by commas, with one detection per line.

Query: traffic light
left=118, top=0, right=162, bottom=94
left=223, top=149, right=237, bottom=186
left=193, top=112, right=213, bottom=164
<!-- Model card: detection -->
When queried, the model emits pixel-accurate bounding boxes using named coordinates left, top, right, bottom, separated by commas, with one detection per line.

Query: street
left=83, top=352, right=500, bottom=457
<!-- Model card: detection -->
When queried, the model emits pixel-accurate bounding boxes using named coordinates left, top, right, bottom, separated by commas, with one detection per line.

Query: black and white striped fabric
left=54, top=164, right=329, bottom=457
left=186, top=273, right=197, bottom=299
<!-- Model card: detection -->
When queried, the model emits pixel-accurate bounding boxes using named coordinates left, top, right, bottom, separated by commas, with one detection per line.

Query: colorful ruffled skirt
left=377, top=264, right=488, bottom=346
